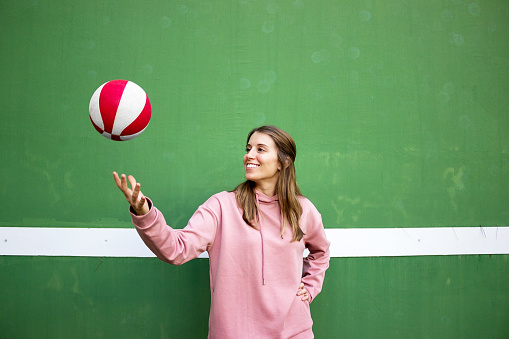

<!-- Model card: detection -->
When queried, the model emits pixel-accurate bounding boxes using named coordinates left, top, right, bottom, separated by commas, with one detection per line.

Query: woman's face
left=243, top=132, right=281, bottom=192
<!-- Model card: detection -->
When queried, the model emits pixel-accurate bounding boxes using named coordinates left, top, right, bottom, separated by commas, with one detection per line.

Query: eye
left=245, top=146, right=251, bottom=153
left=258, top=147, right=265, bottom=152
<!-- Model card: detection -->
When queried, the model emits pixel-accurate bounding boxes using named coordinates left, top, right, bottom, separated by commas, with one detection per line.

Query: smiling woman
left=235, top=125, right=305, bottom=243
left=243, top=132, right=282, bottom=195
left=113, top=125, right=330, bottom=338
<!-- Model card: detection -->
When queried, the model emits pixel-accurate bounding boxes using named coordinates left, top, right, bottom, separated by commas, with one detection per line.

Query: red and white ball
left=89, top=80, right=151, bottom=141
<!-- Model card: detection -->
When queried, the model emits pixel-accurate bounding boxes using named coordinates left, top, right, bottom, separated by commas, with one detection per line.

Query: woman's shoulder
left=297, top=195, right=321, bottom=215
left=197, top=191, right=237, bottom=213
left=207, top=191, right=237, bottom=204
left=297, top=194, right=313, bottom=206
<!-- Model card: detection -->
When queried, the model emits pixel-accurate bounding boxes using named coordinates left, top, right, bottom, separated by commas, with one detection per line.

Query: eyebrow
left=247, top=143, right=269, bottom=148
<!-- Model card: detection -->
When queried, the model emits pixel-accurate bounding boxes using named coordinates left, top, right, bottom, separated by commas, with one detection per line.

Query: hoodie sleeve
left=300, top=199, right=331, bottom=303
left=131, top=195, right=220, bottom=265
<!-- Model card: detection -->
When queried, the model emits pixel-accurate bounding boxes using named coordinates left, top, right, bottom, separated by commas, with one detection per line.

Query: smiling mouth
left=246, top=164, right=260, bottom=169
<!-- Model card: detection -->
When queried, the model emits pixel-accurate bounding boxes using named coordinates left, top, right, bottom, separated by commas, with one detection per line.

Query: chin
left=244, top=174, right=258, bottom=182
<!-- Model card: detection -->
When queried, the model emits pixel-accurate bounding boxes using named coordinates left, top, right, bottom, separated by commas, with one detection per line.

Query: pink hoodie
left=131, top=191, right=330, bottom=339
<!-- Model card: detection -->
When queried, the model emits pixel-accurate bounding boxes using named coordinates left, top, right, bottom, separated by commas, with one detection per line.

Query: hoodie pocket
left=282, top=295, right=313, bottom=337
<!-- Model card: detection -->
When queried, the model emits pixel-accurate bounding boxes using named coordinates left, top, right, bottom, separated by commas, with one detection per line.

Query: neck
left=255, top=182, right=277, bottom=197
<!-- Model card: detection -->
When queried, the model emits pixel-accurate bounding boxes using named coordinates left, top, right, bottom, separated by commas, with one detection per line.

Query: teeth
left=246, top=164, right=259, bottom=168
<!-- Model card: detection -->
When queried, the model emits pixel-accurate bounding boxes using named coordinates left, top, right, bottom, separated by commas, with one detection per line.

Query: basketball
left=89, top=80, right=151, bottom=141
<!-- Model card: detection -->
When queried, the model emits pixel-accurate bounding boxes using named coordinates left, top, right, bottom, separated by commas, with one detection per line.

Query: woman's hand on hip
left=113, top=171, right=149, bottom=215
left=296, top=282, right=309, bottom=302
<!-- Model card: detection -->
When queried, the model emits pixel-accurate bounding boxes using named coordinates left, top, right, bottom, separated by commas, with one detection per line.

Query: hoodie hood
left=255, top=190, right=279, bottom=203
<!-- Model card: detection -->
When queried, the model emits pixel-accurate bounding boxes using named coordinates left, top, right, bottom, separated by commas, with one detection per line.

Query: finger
left=300, top=286, right=309, bottom=301
left=114, top=173, right=127, bottom=192
left=119, top=173, right=133, bottom=197
left=113, top=172, right=126, bottom=191
left=135, top=195, right=147, bottom=211
left=117, top=174, right=138, bottom=204
left=113, top=171, right=121, bottom=188
left=120, top=173, right=129, bottom=190
left=129, top=174, right=140, bottom=189
left=132, top=182, right=141, bottom=202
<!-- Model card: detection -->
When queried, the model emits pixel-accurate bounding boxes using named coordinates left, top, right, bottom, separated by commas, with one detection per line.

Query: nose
left=246, top=148, right=256, bottom=159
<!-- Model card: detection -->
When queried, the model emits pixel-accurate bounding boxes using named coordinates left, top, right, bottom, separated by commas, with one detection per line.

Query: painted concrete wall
left=1, top=1, right=508, bottom=338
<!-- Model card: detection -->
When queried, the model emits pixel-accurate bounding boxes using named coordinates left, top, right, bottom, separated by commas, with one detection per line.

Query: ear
left=278, top=157, right=290, bottom=171
left=284, top=157, right=290, bottom=169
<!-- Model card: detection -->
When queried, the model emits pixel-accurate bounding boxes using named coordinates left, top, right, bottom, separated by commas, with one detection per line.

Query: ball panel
left=99, top=80, right=129, bottom=134
left=89, top=83, right=105, bottom=130
left=90, top=116, right=105, bottom=134
left=119, top=126, right=147, bottom=141
left=121, top=94, right=151, bottom=137
left=111, top=134, right=122, bottom=141
left=112, top=81, right=148, bottom=135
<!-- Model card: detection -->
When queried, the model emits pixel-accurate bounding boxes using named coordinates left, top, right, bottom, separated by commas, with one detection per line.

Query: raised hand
left=113, top=172, right=149, bottom=215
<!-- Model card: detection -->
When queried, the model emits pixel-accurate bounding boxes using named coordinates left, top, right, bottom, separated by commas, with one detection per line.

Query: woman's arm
left=131, top=199, right=219, bottom=265
left=301, top=200, right=331, bottom=303
left=113, top=172, right=219, bottom=265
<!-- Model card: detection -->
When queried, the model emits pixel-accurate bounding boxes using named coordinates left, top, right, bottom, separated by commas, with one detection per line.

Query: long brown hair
left=233, top=125, right=304, bottom=242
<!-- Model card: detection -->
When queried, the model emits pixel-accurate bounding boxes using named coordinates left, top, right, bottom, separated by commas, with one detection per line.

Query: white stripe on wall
left=0, top=227, right=508, bottom=258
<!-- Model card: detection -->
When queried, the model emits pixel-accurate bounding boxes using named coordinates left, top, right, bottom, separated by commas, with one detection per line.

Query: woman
left=113, top=125, right=330, bottom=338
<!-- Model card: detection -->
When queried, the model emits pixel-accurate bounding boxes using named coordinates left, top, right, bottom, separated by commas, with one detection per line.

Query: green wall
left=1, top=0, right=508, bottom=338
left=1, top=255, right=508, bottom=338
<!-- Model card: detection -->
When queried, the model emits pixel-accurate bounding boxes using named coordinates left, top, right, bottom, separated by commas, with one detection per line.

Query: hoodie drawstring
left=255, top=193, right=266, bottom=285
left=280, top=212, right=285, bottom=239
